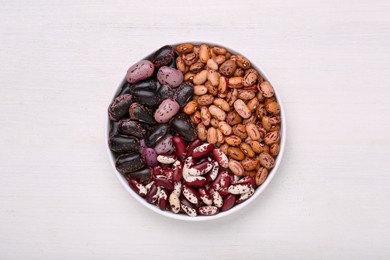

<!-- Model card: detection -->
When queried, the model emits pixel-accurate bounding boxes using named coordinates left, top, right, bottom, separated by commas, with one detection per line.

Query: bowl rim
left=105, top=41, right=286, bottom=221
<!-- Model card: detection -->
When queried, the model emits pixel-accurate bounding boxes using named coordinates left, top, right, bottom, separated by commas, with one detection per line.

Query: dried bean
left=228, top=159, right=244, bottom=176
left=225, top=135, right=242, bottom=146
left=194, top=85, right=208, bottom=95
left=208, top=70, right=219, bottom=86
left=226, top=89, right=238, bottom=106
left=234, top=99, right=251, bottom=119
left=234, top=67, right=245, bottom=77
left=259, top=81, right=275, bottom=97
left=199, top=44, right=210, bottom=63
left=226, top=111, right=243, bottom=125
left=190, top=110, right=201, bottom=124
left=212, top=46, right=227, bottom=55
left=193, top=70, right=208, bottom=85
left=228, top=77, right=244, bottom=88
left=266, top=101, right=280, bottom=115
left=219, top=143, right=229, bottom=155
left=219, top=60, right=236, bottom=77
left=207, top=59, right=219, bottom=70
left=213, top=98, right=230, bottom=112
left=247, top=97, right=259, bottom=112
left=206, top=80, right=218, bottom=96
left=183, top=100, right=198, bottom=115
left=183, top=53, right=198, bottom=66
left=264, top=131, right=281, bottom=145
left=238, top=90, right=256, bottom=100
left=176, top=43, right=193, bottom=54
left=216, top=129, right=224, bottom=144
left=214, top=55, right=226, bottom=65
left=197, top=94, right=214, bottom=106
left=184, top=72, right=196, bottom=82
left=227, top=147, right=245, bottom=160
left=258, top=152, right=275, bottom=169
left=240, top=143, right=255, bottom=158
left=218, top=121, right=232, bottom=136
left=241, top=157, right=258, bottom=171
left=246, top=123, right=261, bottom=140
left=197, top=123, right=207, bottom=141
left=207, top=127, right=218, bottom=144
left=210, top=118, right=219, bottom=128
left=255, top=167, right=268, bottom=185
left=270, top=143, right=280, bottom=157
left=209, top=105, right=226, bottom=121
left=200, top=106, right=211, bottom=126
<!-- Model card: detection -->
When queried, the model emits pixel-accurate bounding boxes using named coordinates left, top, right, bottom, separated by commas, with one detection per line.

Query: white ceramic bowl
left=105, top=42, right=286, bottom=221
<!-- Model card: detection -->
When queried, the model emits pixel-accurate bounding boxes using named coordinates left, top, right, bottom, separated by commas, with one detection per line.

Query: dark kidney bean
left=167, top=51, right=178, bottom=68
left=108, top=94, right=133, bottom=121
left=118, top=119, right=145, bottom=138
left=119, top=82, right=131, bottom=96
left=132, top=89, right=162, bottom=107
left=126, top=167, right=151, bottom=183
left=145, top=124, right=170, bottom=147
left=129, top=103, right=156, bottom=125
left=109, top=135, right=140, bottom=154
left=115, top=153, right=145, bottom=175
left=129, top=78, right=160, bottom=93
left=170, top=113, right=197, bottom=142
left=158, top=84, right=175, bottom=100
left=110, top=121, right=119, bottom=137
left=175, top=82, right=194, bottom=107
left=150, top=45, right=175, bottom=68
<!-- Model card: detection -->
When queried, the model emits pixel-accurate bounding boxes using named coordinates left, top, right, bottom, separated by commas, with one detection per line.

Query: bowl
left=105, top=41, right=286, bottom=221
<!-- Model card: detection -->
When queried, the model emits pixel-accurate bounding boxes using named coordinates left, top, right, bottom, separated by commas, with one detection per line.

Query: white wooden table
left=1, top=0, right=390, bottom=259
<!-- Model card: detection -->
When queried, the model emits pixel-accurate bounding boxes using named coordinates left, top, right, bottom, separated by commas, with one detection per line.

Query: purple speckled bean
left=127, top=60, right=155, bottom=84
left=154, top=99, right=180, bottom=123
left=157, top=66, right=183, bottom=88
left=154, top=134, right=174, bottom=154
left=142, top=148, right=158, bottom=167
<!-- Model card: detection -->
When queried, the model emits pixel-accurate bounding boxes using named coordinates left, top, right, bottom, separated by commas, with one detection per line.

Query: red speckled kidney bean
left=153, top=175, right=174, bottom=190
left=198, top=206, right=219, bottom=216
left=212, top=148, right=229, bottom=168
left=172, top=136, right=187, bottom=161
left=128, top=178, right=147, bottom=197
left=198, top=188, right=213, bottom=206
left=172, top=160, right=182, bottom=182
left=158, top=188, right=169, bottom=210
left=192, top=143, right=214, bottom=159
left=186, top=139, right=202, bottom=157
left=221, top=194, right=236, bottom=211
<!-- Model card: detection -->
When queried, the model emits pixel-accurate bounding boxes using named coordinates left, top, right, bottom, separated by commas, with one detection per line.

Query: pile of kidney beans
left=108, top=44, right=276, bottom=217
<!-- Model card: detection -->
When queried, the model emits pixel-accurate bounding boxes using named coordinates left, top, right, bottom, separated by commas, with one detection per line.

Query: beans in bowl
left=107, top=43, right=282, bottom=217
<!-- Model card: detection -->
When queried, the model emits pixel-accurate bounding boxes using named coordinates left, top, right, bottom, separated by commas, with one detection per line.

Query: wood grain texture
left=1, top=0, right=390, bottom=259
